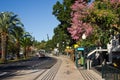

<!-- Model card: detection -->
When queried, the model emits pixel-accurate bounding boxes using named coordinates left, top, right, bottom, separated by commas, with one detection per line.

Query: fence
left=102, top=64, right=120, bottom=80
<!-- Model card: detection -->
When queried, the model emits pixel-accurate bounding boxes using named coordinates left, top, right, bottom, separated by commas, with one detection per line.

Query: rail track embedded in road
left=34, top=59, right=62, bottom=80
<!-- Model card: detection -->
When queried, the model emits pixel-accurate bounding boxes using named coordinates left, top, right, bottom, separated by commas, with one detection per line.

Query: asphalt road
left=0, top=56, right=57, bottom=79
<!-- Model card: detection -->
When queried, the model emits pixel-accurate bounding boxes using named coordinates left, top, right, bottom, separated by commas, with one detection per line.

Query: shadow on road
left=0, top=56, right=57, bottom=79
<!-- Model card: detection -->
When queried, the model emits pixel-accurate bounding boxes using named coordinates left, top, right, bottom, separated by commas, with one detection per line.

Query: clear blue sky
left=0, top=0, right=62, bottom=41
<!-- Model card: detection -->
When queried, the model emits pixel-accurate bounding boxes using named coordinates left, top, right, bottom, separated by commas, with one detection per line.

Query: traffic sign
left=77, top=47, right=84, bottom=51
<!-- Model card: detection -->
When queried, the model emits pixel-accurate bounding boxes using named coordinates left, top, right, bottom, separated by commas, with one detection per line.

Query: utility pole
left=47, top=34, right=49, bottom=41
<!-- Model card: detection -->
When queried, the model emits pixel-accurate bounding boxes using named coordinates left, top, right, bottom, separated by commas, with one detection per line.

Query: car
left=36, top=50, right=46, bottom=59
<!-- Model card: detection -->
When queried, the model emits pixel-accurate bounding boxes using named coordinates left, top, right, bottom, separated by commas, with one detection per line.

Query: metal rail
left=87, top=49, right=108, bottom=57
left=33, top=59, right=62, bottom=80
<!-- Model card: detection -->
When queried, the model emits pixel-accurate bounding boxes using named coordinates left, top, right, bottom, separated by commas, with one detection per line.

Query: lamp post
left=82, top=33, right=86, bottom=40
left=56, top=43, right=59, bottom=56
left=82, top=33, right=86, bottom=69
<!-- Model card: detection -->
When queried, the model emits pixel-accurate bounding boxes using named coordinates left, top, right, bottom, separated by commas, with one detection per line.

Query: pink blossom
left=67, top=0, right=93, bottom=40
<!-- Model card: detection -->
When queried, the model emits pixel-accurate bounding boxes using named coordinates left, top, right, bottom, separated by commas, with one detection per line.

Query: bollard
left=90, top=60, right=92, bottom=69
left=87, top=59, right=90, bottom=70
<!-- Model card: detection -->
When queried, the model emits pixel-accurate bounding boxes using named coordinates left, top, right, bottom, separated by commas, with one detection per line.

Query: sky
left=0, top=0, right=62, bottom=41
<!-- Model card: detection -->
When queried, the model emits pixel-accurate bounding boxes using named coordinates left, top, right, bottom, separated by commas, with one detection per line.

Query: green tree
left=38, top=40, right=46, bottom=50
left=10, top=27, right=24, bottom=59
left=45, top=39, right=54, bottom=52
left=88, top=0, right=118, bottom=47
left=0, top=12, right=23, bottom=63
left=52, top=0, right=74, bottom=51
left=21, top=32, right=33, bottom=58
left=7, top=37, right=17, bottom=58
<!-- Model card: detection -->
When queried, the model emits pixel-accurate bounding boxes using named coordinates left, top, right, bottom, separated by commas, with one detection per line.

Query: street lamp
left=82, top=33, right=86, bottom=69
left=82, top=33, right=86, bottom=40
left=56, top=43, right=59, bottom=56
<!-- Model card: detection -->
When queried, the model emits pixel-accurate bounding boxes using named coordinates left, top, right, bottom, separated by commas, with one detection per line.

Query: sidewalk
left=54, top=55, right=84, bottom=80
left=54, top=55, right=103, bottom=80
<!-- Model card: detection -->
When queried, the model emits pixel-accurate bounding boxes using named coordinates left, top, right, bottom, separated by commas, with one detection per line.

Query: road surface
left=0, top=56, right=57, bottom=80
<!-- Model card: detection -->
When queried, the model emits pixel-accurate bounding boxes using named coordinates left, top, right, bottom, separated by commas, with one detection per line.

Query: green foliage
left=21, top=32, right=33, bottom=47
left=0, top=12, right=24, bottom=62
left=53, top=0, right=74, bottom=23
left=83, top=0, right=120, bottom=47
left=52, top=0, right=74, bottom=51
left=92, top=9, right=117, bottom=28
left=34, top=40, right=47, bottom=50
left=45, top=40, right=54, bottom=52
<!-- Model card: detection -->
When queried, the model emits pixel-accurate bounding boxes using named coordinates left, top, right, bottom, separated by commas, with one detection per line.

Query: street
left=0, top=56, right=57, bottom=80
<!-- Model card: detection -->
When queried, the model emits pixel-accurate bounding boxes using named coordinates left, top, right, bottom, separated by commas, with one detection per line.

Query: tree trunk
left=1, top=33, right=7, bottom=63
left=16, top=41, right=20, bottom=59
left=24, top=47, right=27, bottom=59
left=16, top=50, right=20, bottom=59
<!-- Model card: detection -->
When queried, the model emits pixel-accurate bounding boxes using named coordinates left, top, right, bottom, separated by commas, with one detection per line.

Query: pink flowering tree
left=67, top=0, right=93, bottom=41
left=68, top=0, right=120, bottom=47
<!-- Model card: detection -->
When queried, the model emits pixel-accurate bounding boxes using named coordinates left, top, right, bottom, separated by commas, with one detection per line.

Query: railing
left=102, top=64, right=120, bottom=80
left=87, top=48, right=107, bottom=58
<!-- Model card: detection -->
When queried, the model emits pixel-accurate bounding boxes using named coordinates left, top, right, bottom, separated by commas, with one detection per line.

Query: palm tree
left=10, top=27, right=24, bottom=59
left=0, top=12, right=23, bottom=63
left=21, top=32, right=33, bottom=58
left=7, top=37, right=16, bottom=58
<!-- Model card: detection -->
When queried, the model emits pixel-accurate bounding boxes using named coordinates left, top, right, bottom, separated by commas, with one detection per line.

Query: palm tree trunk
left=16, top=41, right=20, bottom=59
left=16, top=49, right=20, bottom=59
left=1, top=33, right=7, bottom=63
left=24, top=46, right=27, bottom=59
